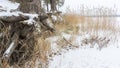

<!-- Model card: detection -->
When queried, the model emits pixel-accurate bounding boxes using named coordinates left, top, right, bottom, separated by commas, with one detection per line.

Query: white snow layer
left=0, top=0, right=39, bottom=24
left=60, top=0, right=120, bottom=14
left=49, top=48, right=120, bottom=68
left=0, top=0, right=19, bottom=11
left=0, top=0, right=20, bottom=16
left=48, top=32, right=120, bottom=68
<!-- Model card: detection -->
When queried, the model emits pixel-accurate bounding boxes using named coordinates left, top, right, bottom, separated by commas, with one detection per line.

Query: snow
left=0, top=0, right=19, bottom=12
left=49, top=48, right=120, bottom=68
left=0, top=0, right=39, bottom=25
left=0, top=0, right=20, bottom=16
left=23, top=13, right=38, bottom=24
left=60, top=0, right=120, bottom=15
left=48, top=31, right=120, bottom=68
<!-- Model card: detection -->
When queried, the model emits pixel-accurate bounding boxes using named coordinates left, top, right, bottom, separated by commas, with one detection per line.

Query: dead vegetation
left=46, top=9, right=118, bottom=59
left=0, top=19, right=35, bottom=67
left=55, top=11, right=117, bottom=35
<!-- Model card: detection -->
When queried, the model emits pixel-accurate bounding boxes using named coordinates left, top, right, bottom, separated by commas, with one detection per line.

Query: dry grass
left=79, top=16, right=116, bottom=32
left=55, top=14, right=80, bottom=34
left=12, top=37, right=51, bottom=68
left=55, top=12, right=117, bottom=35
left=34, top=37, right=51, bottom=63
left=23, top=36, right=51, bottom=68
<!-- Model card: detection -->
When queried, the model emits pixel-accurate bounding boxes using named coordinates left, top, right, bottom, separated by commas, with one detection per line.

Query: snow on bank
left=48, top=31, right=120, bottom=68
left=50, top=1, right=120, bottom=66
left=49, top=48, right=120, bottom=68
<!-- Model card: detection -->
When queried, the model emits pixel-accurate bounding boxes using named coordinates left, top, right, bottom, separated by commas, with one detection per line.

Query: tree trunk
left=50, top=0, right=57, bottom=11
left=10, top=0, right=42, bottom=14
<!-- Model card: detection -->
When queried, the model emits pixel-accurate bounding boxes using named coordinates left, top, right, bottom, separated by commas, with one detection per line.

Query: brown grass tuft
left=55, top=12, right=117, bottom=35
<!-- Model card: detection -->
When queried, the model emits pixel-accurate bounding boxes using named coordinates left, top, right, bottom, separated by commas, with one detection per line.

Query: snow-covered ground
left=48, top=31, right=120, bottom=68
left=48, top=0, right=120, bottom=68
left=49, top=47, right=120, bottom=68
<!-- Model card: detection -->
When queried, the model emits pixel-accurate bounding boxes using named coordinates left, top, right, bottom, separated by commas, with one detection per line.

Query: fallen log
left=0, top=13, right=50, bottom=25
left=0, top=14, right=29, bottom=23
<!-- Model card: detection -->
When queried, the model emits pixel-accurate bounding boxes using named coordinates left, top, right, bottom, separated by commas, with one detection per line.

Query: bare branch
left=2, top=34, right=18, bottom=61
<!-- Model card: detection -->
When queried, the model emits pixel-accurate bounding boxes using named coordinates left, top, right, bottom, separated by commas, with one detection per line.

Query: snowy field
left=48, top=0, right=120, bottom=68
left=49, top=47, right=120, bottom=68
left=48, top=32, right=120, bottom=68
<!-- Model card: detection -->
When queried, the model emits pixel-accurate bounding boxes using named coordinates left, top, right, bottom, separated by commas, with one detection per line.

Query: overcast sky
left=60, top=0, right=120, bottom=14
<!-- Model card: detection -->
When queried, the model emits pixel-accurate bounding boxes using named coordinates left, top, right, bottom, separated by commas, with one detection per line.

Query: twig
left=2, top=34, right=18, bottom=61
left=62, top=37, right=74, bottom=46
